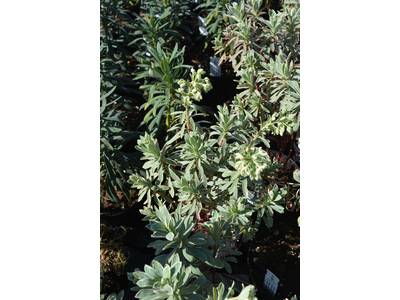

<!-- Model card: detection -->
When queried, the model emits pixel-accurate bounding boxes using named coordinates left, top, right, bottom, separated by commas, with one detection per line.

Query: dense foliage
left=100, top=0, right=300, bottom=298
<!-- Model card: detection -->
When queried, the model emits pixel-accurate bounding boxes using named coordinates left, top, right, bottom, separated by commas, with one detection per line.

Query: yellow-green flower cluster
left=234, top=146, right=269, bottom=180
left=177, top=68, right=212, bottom=106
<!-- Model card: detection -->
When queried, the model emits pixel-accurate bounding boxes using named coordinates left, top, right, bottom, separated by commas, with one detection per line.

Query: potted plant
left=213, top=0, right=300, bottom=163
left=212, top=0, right=300, bottom=223
left=124, top=64, right=297, bottom=297
left=99, top=0, right=300, bottom=298
left=100, top=0, right=146, bottom=208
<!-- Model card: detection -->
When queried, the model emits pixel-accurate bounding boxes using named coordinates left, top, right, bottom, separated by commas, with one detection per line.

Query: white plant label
left=209, top=57, right=221, bottom=77
left=246, top=190, right=255, bottom=205
left=197, top=16, right=208, bottom=36
left=263, top=269, right=279, bottom=296
left=143, top=38, right=152, bottom=57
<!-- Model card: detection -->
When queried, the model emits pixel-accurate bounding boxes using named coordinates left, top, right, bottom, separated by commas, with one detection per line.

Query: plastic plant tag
left=197, top=16, right=208, bottom=36
left=246, top=190, right=255, bottom=205
left=193, top=0, right=200, bottom=3
left=210, top=57, right=221, bottom=77
left=246, top=190, right=260, bottom=206
left=263, top=269, right=279, bottom=296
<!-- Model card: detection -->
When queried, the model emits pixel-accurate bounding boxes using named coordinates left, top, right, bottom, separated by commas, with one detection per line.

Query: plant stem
left=185, top=106, right=191, bottom=136
left=212, top=244, right=216, bottom=286
left=219, top=135, right=225, bottom=146
left=166, top=105, right=171, bottom=131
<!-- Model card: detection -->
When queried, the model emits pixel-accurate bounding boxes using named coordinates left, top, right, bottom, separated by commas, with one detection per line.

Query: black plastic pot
left=101, top=269, right=129, bottom=298
left=268, top=149, right=299, bottom=171
left=100, top=201, right=148, bottom=229
left=292, top=140, right=300, bottom=164
left=247, top=223, right=300, bottom=300
left=201, top=75, right=239, bottom=110
left=123, top=246, right=155, bottom=299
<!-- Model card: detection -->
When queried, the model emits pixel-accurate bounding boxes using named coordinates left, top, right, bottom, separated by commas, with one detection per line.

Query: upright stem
left=185, top=106, right=191, bottom=136
left=166, top=105, right=171, bottom=130
left=212, top=244, right=216, bottom=285
left=219, top=135, right=225, bottom=146
left=166, top=93, right=175, bottom=131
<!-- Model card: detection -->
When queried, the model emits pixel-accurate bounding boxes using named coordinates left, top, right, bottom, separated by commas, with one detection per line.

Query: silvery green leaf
left=166, top=232, right=174, bottom=241
left=271, top=203, right=284, bottom=214
left=205, top=257, right=224, bottom=269
left=134, top=289, right=154, bottom=299
left=182, top=247, right=194, bottom=262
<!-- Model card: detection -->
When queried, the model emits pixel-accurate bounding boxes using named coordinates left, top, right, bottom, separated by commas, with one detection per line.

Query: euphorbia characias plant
left=119, top=0, right=299, bottom=297
left=133, top=42, right=192, bottom=135
left=213, top=0, right=300, bottom=162
left=128, top=252, right=258, bottom=299
left=127, top=67, right=290, bottom=293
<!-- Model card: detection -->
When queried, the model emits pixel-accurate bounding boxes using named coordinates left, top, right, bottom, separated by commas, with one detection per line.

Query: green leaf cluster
left=133, top=42, right=193, bottom=134
left=129, top=253, right=205, bottom=300
left=100, top=1, right=300, bottom=298
left=128, top=100, right=288, bottom=228
left=129, top=7, right=182, bottom=56
left=196, top=0, right=240, bottom=48
left=100, top=83, right=143, bottom=203
left=206, top=282, right=257, bottom=300
left=213, top=0, right=300, bottom=139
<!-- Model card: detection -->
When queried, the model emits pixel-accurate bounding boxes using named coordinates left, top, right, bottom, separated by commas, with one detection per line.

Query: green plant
left=206, top=282, right=257, bottom=300
left=139, top=204, right=240, bottom=274
left=281, top=0, right=300, bottom=9
left=144, top=205, right=215, bottom=266
left=128, top=252, right=258, bottom=300
left=129, top=253, right=206, bottom=300
left=140, top=0, right=195, bottom=36
left=129, top=7, right=182, bottom=58
left=100, top=0, right=143, bottom=105
left=101, top=41, right=143, bottom=104
left=196, top=0, right=240, bottom=48
left=100, top=0, right=146, bottom=204
left=100, top=0, right=136, bottom=65
left=100, top=83, right=143, bottom=204
left=128, top=100, right=289, bottom=227
left=213, top=0, right=300, bottom=162
left=133, top=42, right=193, bottom=135
left=99, top=0, right=300, bottom=297
left=213, top=1, right=265, bottom=71
left=126, top=53, right=297, bottom=294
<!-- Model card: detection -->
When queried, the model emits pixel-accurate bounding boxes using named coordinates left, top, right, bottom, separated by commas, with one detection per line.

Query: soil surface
left=248, top=223, right=300, bottom=300
left=100, top=186, right=138, bottom=216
